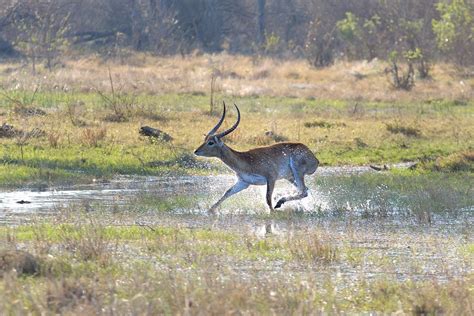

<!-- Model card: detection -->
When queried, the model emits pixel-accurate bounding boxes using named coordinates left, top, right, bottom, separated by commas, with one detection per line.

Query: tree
left=257, top=0, right=266, bottom=47
left=12, top=0, right=74, bottom=73
left=0, top=1, right=18, bottom=30
left=305, top=19, right=337, bottom=67
left=304, top=1, right=348, bottom=67
left=432, top=0, right=474, bottom=65
left=0, top=1, right=20, bottom=56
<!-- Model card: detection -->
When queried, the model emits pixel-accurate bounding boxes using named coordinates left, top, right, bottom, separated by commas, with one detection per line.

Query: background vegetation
left=1, top=0, right=474, bottom=70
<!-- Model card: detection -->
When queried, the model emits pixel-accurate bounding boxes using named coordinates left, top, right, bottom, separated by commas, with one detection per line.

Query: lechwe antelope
left=194, top=102, right=319, bottom=212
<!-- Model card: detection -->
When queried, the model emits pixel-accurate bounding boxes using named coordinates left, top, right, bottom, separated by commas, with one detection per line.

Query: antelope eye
left=207, top=141, right=215, bottom=146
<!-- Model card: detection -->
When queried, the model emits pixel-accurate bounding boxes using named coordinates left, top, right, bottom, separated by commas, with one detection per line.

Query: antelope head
left=194, top=102, right=240, bottom=158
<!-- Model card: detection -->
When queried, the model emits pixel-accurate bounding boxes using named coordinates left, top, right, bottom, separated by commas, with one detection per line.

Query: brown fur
left=195, top=139, right=319, bottom=212
left=195, top=103, right=318, bottom=212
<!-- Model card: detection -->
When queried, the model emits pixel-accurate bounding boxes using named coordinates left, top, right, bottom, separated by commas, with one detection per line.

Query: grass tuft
left=81, top=127, right=107, bottom=147
left=287, top=231, right=339, bottom=263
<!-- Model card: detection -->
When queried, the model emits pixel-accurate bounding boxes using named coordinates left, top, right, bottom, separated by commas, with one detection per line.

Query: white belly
left=239, top=173, right=267, bottom=185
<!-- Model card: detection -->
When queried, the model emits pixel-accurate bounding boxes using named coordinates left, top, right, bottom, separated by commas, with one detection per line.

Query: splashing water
left=0, top=165, right=472, bottom=225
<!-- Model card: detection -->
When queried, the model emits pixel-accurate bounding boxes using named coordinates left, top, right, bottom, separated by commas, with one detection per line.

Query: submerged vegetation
left=1, top=163, right=471, bottom=313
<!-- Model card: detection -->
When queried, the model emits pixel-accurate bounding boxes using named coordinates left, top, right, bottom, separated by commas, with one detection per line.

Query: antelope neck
left=219, top=144, right=247, bottom=172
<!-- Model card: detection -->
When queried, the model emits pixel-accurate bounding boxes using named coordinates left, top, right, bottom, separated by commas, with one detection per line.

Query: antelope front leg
left=209, top=180, right=249, bottom=213
left=266, top=178, right=276, bottom=212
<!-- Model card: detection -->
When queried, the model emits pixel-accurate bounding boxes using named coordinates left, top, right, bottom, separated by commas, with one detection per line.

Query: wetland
left=0, top=56, right=472, bottom=314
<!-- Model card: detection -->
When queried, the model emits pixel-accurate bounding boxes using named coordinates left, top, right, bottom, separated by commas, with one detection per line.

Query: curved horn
left=206, top=101, right=226, bottom=137
left=215, top=103, right=240, bottom=139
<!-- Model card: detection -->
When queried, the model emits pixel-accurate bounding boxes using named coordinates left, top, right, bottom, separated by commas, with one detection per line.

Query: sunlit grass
left=0, top=55, right=472, bottom=315
left=0, top=90, right=472, bottom=187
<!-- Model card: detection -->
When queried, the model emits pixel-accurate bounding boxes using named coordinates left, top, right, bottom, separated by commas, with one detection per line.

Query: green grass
left=0, top=142, right=210, bottom=188
left=0, top=216, right=471, bottom=314
left=0, top=91, right=473, bottom=188
left=317, top=140, right=465, bottom=165
left=1, top=57, right=472, bottom=315
left=315, top=170, right=473, bottom=218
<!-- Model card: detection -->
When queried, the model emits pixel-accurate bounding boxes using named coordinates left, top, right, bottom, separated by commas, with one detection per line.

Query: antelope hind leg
left=274, top=188, right=308, bottom=209
left=275, top=161, right=308, bottom=209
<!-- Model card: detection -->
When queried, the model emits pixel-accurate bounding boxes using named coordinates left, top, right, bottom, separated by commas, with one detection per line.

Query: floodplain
left=0, top=55, right=473, bottom=314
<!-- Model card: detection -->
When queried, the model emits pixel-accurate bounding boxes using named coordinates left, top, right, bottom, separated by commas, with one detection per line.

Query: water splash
left=1, top=165, right=472, bottom=225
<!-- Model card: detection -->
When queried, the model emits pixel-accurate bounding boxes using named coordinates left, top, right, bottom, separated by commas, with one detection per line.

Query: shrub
left=432, top=0, right=474, bottom=65
left=0, top=249, right=39, bottom=276
left=81, top=127, right=107, bottom=147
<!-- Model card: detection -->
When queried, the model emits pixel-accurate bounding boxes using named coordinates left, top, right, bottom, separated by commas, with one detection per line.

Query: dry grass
left=47, top=131, right=60, bottom=148
left=0, top=95, right=472, bottom=185
left=81, top=127, right=107, bottom=147
left=386, top=123, right=421, bottom=137
left=286, top=231, right=339, bottom=263
left=0, top=54, right=472, bottom=314
left=0, top=53, right=472, bottom=102
left=418, top=150, right=474, bottom=172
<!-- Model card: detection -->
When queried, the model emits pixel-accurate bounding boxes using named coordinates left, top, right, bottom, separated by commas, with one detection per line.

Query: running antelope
left=194, top=102, right=319, bottom=212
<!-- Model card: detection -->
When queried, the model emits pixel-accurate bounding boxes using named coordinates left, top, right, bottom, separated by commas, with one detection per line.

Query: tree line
left=0, top=0, right=473, bottom=69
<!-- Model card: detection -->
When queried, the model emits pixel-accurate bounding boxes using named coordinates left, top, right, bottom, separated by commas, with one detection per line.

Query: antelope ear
left=214, top=136, right=224, bottom=147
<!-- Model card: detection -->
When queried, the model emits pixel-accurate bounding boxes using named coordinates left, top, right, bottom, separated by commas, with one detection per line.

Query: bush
left=432, top=0, right=474, bottom=65
left=0, top=249, right=39, bottom=276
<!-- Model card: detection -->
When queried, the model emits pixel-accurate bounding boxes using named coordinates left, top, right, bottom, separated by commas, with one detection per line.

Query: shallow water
left=0, top=175, right=228, bottom=224
left=0, top=163, right=472, bottom=225
left=1, top=166, right=472, bottom=284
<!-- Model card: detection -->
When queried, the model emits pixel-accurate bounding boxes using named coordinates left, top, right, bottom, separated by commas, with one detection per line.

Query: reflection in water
left=253, top=222, right=279, bottom=237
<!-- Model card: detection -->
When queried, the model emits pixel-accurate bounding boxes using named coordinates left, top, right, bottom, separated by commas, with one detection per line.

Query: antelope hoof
left=275, top=199, right=286, bottom=209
